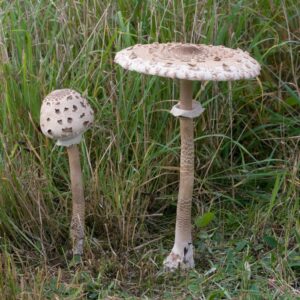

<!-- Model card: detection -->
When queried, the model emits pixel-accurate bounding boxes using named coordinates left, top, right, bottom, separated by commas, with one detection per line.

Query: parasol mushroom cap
left=115, top=42, right=261, bottom=81
left=40, top=89, right=94, bottom=146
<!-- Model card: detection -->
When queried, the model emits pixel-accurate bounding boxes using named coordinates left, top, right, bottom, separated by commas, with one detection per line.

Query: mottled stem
left=67, top=144, right=85, bottom=256
left=175, top=79, right=194, bottom=248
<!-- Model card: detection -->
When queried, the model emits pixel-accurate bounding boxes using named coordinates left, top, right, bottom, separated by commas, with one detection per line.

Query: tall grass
left=0, top=0, right=299, bottom=298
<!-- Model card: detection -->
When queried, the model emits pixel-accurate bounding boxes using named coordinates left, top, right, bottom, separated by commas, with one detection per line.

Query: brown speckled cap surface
left=115, top=43, right=261, bottom=81
left=40, top=89, right=94, bottom=146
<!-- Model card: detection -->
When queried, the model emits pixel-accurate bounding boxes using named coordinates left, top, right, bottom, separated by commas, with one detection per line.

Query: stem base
left=163, top=242, right=194, bottom=271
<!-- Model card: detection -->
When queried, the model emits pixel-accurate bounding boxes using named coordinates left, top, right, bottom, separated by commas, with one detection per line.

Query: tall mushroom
left=115, top=43, right=260, bottom=271
left=40, top=89, right=94, bottom=258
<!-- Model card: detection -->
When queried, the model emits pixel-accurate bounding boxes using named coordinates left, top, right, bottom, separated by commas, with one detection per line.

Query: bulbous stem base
left=163, top=242, right=195, bottom=271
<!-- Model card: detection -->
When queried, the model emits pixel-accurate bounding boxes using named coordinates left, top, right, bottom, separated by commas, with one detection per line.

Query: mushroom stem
left=176, top=79, right=194, bottom=245
left=164, top=79, right=195, bottom=270
left=67, top=144, right=85, bottom=257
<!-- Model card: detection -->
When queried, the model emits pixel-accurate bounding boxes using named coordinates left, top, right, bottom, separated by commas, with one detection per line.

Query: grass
left=0, top=0, right=299, bottom=298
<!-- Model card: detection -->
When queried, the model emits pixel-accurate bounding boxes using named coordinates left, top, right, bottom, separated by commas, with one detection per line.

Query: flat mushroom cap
left=115, top=43, right=261, bottom=81
left=40, top=89, right=94, bottom=146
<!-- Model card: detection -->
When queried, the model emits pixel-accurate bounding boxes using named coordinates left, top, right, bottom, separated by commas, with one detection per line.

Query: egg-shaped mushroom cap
left=40, top=89, right=94, bottom=146
left=115, top=43, right=261, bottom=81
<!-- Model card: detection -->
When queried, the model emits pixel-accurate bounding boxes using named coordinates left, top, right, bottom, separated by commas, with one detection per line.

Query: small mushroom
left=114, top=43, right=260, bottom=271
left=40, top=89, right=94, bottom=258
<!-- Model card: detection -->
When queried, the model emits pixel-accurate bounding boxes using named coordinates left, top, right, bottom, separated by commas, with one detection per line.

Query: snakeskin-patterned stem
left=176, top=79, right=194, bottom=245
left=164, top=80, right=195, bottom=271
left=67, top=144, right=85, bottom=257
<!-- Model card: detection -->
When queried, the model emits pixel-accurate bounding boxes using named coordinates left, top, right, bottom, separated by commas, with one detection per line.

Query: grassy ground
left=0, top=0, right=299, bottom=299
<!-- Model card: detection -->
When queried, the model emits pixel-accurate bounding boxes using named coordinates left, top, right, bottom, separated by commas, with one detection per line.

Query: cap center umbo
left=174, top=44, right=205, bottom=59
left=159, top=44, right=207, bottom=62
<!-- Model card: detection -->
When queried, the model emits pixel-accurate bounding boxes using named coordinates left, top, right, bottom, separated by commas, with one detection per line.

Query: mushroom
left=40, top=89, right=94, bottom=258
left=115, top=43, right=260, bottom=271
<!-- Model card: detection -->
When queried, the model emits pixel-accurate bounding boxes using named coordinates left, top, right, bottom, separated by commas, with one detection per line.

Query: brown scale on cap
left=222, top=63, right=231, bottom=72
left=129, top=52, right=137, bottom=59
left=62, top=127, right=73, bottom=133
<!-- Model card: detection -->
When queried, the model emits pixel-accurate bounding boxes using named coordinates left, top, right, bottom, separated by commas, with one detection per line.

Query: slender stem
left=179, top=80, right=193, bottom=110
left=67, top=144, right=85, bottom=256
left=174, top=79, right=194, bottom=247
